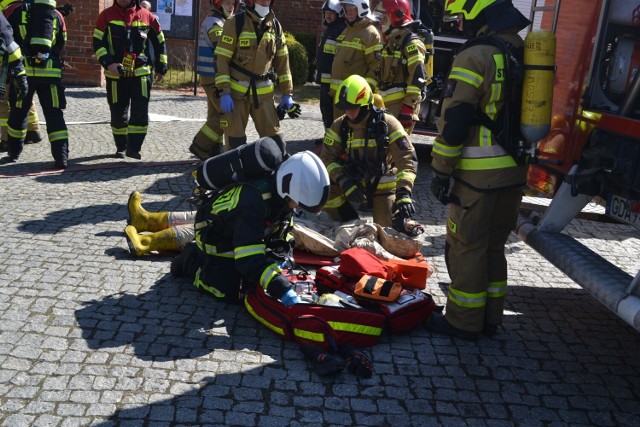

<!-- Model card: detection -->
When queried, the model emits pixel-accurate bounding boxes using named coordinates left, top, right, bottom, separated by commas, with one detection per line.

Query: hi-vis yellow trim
left=244, top=298, right=286, bottom=336
left=487, top=280, right=507, bottom=297
left=448, top=287, right=487, bottom=308
left=449, top=66, right=483, bottom=88
left=327, top=320, right=382, bottom=337
left=457, top=155, right=517, bottom=170
left=211, top=186, right=242, bottom=213
left=294, top=329, right=325, bottom=343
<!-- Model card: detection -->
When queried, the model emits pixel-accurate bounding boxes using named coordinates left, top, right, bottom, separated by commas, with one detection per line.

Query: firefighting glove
left=11, top=74, right=28, bottom=102
left=398, top=104, right=414, bottom=130
left=392, top=214, right=425, bottom=237
left=301, top=346, right=345, bottom=377
left=276, top=103, right=302, bottom=120
left=394, top=188, right=415, bottom=218
left=280, top=288, right=300, bottom=307
left=340, top=345, right=373, bottom=379
left=220, top=93, right=234, bottom=114
left=430, top=172, right=451, bottom=205
left=337, top=175, right=366, bottom=205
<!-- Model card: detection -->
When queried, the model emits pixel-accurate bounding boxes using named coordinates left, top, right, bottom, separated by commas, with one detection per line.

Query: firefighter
left=0, top=0, right=68, bottom=168
left=373, top=0, right=428, bottom=134
left=426, top=0, right=531, bottom=340
left=93, top=0, right=168, bottom=160
left=329, top=0, right=382, bottom=120
left=320, top=74, right=417, bottom=229
left=0, top=12, right=27, bottom=136
left=316, top=0, right=346, bottom=139
left=214, top=0, right=294, bottom=154
left=190, top=0, right=237, bottom=160
left=166, top=151, right=329, bottom=306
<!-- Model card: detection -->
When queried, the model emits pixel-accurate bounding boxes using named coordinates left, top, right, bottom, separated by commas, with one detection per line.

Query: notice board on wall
left=148, top=0, right=196, bottom=40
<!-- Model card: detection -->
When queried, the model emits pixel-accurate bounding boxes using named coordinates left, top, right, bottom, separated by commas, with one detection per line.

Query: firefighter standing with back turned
left=93, top=0, right=168, bottom=160
left=0, top=0, right=69, bottom=169
left=321, top=74, right=419, bottom=232
left=190, top=0, right=237, bottom=160
left=426, top=0, right=530, bottom=341
left=214, top=0, right=295, bottom=154
left=373, top=0, right=429, bottom=134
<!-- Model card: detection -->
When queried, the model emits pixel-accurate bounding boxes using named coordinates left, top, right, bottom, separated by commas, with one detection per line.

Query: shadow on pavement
left=74, top=272, right=262, bottom=362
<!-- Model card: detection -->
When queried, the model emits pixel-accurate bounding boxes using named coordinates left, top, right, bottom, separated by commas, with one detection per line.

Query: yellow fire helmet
left=444, top=0, right=499, bottom=20
left=334, top=74, right=373, bottom=110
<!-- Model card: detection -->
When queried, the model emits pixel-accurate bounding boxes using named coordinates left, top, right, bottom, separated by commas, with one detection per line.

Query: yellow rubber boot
left=128, top=191, right=169, bottom=232
left=125, top=225, right=180, bottom=257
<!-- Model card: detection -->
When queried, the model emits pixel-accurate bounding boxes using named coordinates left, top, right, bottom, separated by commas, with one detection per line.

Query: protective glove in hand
left=337, top=175, right=366, bottom=205
left=278, top=94, right=294, bottom=110
left=287, top=103, right=302, bottom=119
left=220, top=93, right=234, bottom=114
left=394, top=189, right=415, bottom=218
left=431, top=173, right=450, bottom=205
left=12, top=75, right=28, bottom=101
left=398, top=104, right=414, bottom=130
left=280, top=288, right=300, bottom=307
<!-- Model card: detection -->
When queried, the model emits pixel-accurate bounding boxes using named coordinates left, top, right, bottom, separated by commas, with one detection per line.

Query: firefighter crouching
left=330, top=0, right=382, bottom=120
left=214, top=0, right=295, bottom=154
left=374, top=0, right=429, bottom=134
left=0, top=0, right=68, bottom=168
left=320, top=74, right=420, bottom=234
left=93, top=0, right=168, bottom=160
left=190, top=0, right=237, bottom=160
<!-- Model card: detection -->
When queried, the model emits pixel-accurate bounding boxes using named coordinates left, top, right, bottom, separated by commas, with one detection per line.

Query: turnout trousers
left=106, top=75, right=152, bottom=155
left=445, top=183, right=523, bottom=332
left=6, top=80, right=68, bottom=162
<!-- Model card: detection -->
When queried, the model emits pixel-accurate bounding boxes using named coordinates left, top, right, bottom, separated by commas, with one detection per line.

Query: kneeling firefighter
left=126, top=137, right=330, bottom=306
left=320, top=74, right=421, bottom=234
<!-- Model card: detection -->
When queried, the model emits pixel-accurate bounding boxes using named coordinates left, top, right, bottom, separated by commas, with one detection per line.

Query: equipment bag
left=338, top=247, right=390, bottom=280
left=353, top=275, right=403, bottom=303
left=196, top=137, right=283, bottom=191
left=375, top=289, right=437, bottom=334
left=245, top=285, right=385, bottom=348
left=314, top=265, right=356, bottom=293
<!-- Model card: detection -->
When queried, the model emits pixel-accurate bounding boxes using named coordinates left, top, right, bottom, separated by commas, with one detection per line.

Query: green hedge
left=290, top=32, right=317, bottom=82
left=284, top=33, right=309, bottom=86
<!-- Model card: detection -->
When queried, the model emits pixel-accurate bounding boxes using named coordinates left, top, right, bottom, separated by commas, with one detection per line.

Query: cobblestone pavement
left=1, top=87, right=639, bottom=426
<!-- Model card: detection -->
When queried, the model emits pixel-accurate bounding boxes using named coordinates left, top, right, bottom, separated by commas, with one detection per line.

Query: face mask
left=254, top=4, right=270, bottom=18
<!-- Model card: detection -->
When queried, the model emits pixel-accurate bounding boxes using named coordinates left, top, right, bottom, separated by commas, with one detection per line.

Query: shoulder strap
left=235, top=10, right=245, bottom=38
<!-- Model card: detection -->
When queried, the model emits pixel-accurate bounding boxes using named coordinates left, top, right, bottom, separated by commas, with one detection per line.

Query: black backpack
left=458, top=35, right=527, bottom=164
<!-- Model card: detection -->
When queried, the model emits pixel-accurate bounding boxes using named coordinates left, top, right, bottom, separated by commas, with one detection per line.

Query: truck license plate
left=606, top=194, right=640, bottom=230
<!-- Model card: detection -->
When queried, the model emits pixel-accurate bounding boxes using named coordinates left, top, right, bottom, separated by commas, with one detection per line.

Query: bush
left=291, top=32, right=318, bottom=82
left=285, top=33, right=309, bottom=87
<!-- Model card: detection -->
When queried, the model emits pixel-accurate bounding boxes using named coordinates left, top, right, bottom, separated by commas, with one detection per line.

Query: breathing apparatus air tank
left=520, top=30, right=556, bottom=144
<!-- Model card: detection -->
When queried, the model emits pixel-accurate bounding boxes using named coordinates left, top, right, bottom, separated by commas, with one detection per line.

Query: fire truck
left=515, top=0, right=640, bottom=332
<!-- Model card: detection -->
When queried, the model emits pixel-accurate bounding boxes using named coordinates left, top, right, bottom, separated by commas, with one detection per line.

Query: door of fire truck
left=517, top=0, right=640, bottom=332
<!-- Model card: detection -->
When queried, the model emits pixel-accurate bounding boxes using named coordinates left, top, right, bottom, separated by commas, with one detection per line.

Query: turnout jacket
left=330, top=17, right=382, bottom=95
left=4, top=0, right=65, bottom=81
left=0, top=11, right=25, bottom=79
left=379, top=26, right=427, bottom=110
left=432, top=29, right=527, bottom=191
left=93, top=3, right=167, bottom=79
left=195, top=177, right=294, bottom=300
left=214, top=9, right=292, bottom=98
left=196, top=9, right=226, bottom=86
left=315, top=18, right=346, bottom=85
left=321, top=110, right=417, bottom=195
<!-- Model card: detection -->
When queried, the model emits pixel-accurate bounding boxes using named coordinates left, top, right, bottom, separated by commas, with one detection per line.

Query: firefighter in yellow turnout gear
left=374, top=0, right=429, bottom=134
left=214, top=0, right=293, bottom=153
left=330, top=0, right=382, bottom=120
left=190, top=0, right=237, bottom=160
left=320, top=74, right=417, bottom=228
left=427, top=0, right=530, bottom=341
